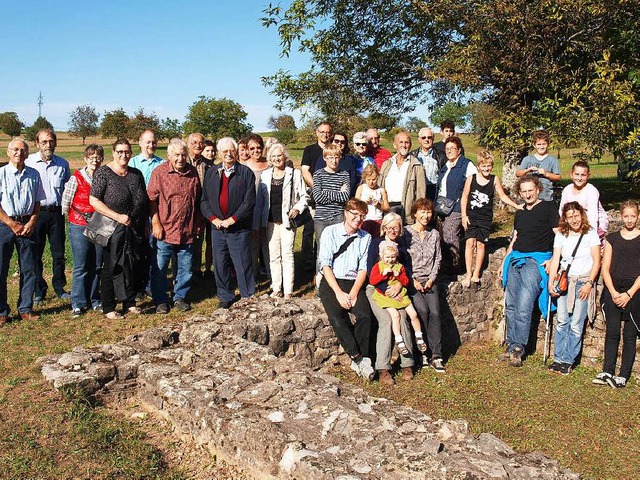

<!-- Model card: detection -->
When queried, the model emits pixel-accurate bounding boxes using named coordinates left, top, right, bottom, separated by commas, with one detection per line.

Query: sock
left=415, top=332, right=424, bottom=340
left=394, top=335, right=404, bottom=343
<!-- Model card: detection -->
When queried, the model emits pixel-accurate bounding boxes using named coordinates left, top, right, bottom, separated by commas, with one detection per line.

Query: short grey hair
left=7, top=137, right=28, bottom=155
left=266, top=142, right=290, bottom=163
left=167, top=138, right=187, bottom=156
left=217, top=137, right=238, bottom=152
left=380, top=212, right=403, bottom=236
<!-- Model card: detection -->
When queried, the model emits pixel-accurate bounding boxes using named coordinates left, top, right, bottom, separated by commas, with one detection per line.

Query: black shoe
left=509, top=346, right=523, bottom=367
left=556, top=363, right=571, bottom=375
left=174, top=299, right=191, bottom=312
left=548, top=361, right=561, bottom=372
left=155, top=303, right=170, bottom=315
left=219, top=301, right=232, bottom=309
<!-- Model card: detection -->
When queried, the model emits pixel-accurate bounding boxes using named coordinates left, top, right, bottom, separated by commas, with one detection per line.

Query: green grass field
left=0, top=131, right=639, bottom=479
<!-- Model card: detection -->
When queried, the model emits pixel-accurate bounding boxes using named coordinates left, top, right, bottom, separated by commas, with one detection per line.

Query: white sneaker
left=350, top=360, right=362, bottom=377
left=592, top=372, right=612, bottom=385
left=358, top=357, right=375, bottom=381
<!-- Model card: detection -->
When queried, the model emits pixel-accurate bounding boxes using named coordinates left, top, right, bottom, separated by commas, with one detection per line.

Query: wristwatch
left=586, top=279, right=595, bottom=286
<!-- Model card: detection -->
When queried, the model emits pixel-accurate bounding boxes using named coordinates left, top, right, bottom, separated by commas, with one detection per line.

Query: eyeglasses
left=347, top=210, right=366, bottom=219
left=385, top=225, right=401, bottom=231
left=355, top=142, right=367, bottom=146
left=115, top=150, right=132, bottom=156
left=420, top=136, right=434, bottom=140
left=317, top=130, right=331, bottom=135
left=370, top=136, right=380, bottom=140
left=333, top=139, right=346, bottom=145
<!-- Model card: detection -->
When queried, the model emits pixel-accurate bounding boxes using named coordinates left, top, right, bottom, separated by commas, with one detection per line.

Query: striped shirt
left=312, top=169, right=351, bottom=222
left=404, top=225, right=441, bottom=282
left=318, top=222, right=371, bottom=280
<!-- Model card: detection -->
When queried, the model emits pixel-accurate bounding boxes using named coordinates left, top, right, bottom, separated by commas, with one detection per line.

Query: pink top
left=559, top=183, right=608, bottom=237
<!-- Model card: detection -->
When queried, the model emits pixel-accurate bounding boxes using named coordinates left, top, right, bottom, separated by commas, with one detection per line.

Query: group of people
left=0, top=124, right=637, bottom=388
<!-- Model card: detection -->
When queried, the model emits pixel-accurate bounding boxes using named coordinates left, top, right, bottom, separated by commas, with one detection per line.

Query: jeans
left=266, top=222, right=295, bottom=294
left=411, top=284, right=443, bottom=359
left=212, top=228, right=254, bottom=303
left=150, top=240, right=193, bottom=304
left=319, top=277, right=372, bottom=359
left=0, top=223, right=37, bottom=315
left=68, top=223, right=102, bottom=310
left=504, top=258, right=542, bottom=352
left=553, top=279, right=588, bottom=365
left=34, top=209, right=67, bottom=298
left=366, top=285, right=414, bottom=370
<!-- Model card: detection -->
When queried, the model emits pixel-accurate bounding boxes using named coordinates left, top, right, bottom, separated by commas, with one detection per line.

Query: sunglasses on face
left=333, top=139, right=346, bottom=144
left=355, top=142, right=367, bottom=146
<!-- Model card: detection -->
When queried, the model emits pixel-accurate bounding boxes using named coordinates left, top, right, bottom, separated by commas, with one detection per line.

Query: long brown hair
left=558, top=201, right=591, bottom=235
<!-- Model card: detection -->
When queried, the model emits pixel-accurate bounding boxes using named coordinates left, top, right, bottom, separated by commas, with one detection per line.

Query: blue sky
left=0, top=0, right=432, bottom=133
left=0, top=0, right=315, bottom=131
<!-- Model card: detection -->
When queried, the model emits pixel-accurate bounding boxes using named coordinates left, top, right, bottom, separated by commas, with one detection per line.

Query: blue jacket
left=200, top=162, right=256, bottom=232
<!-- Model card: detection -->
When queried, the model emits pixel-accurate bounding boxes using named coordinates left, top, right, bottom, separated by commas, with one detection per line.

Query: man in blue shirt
left=25, top=129, right=71, bottom=304
left=0, top=138, right=46, bottom=325
left=318, top=198, right=375, bottom=381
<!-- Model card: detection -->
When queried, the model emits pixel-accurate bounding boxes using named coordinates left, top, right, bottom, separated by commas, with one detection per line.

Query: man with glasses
left=318, top=198, right=375, bottom=381
left=26, top=129, right=71, bottom=304
left=187, top=132, right=212, bottom=281
left=300, top=121, right=333, bottom=272
left=411, top=127, right=445, bottom=200
left=0, top=138, right=45, bottom=325
left=366, top=128, right=392, bottom=169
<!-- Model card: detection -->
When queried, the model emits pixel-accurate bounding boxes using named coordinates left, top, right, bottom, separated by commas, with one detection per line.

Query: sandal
left=105, top=311, right=123, bottom=320
left=127, top=306, right=142, bottom=314
left=395, top=340, right=410, bottom=356
left=416, top=337, right=428, bottom=353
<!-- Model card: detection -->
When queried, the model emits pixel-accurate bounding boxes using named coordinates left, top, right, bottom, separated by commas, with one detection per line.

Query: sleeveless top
left=360, top=184, right=383, bottom=221
left=607, top=231, right=640, bottom=291
left=69, top=169, right=94, bottom=227
left=468, top=174, right=495, bottom=223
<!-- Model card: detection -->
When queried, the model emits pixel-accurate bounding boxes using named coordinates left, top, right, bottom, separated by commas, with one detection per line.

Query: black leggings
left=602, top=290, right=640, bottom=379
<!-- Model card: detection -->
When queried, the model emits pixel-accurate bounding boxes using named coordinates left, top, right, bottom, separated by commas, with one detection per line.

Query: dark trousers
left=100, top=242, right=136, bottom=314
left=602, top=291, right=639, bottom=380
left=211, top=228, right=254, bottom=303
left=33, top=209, right=66, bottom=298
left=411, top=285, right=443, bottom=358
left=319, top=277, right=373, bottom=359
left=0, top=223, right=37, bottom=315
left=301, top=218, right=315, bottom=270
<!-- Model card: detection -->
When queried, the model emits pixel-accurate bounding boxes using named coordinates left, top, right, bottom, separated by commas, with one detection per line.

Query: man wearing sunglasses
left=411, top=127, right=445, bottom=200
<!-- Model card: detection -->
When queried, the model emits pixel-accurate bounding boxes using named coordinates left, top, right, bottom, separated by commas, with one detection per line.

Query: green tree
left=158, top=118, right=182, bottom=140
left=127, top=108, right=160, bottom=141
left=267, top=113, right=297, bottom=131
left=262, top=0, right=640, bottom=155
left=367, top=112, right=400, bottom=131
left=68, top=105, right=100, bottom=145
left=24, top=116, right=54, bottom=142
left=0, top=112, right=24, bottom=137
left=429, top=103, right=470, bottom=132
left=403, top=116, right=428, bottom=133
left=183, top=96, right=252, bottom=139
left=100, top=108, right=130, bottom=139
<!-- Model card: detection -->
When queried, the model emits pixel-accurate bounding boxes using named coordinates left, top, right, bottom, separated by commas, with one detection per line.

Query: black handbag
left=435, top=195, right=458, bottom=216
left=83, top=212, right=118, bottom=247
left=287, top=172, right=312, bottom=229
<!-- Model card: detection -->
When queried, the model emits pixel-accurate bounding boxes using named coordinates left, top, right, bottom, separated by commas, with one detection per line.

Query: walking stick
left=542, top=294, right=552, bottom=365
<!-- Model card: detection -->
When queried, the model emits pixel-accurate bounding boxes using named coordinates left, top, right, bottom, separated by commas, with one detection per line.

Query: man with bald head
left=200, top=137, right=256, bottom=309
left=379, top=131, right=426, bottom=224
left=129, top=130, right=164, bottom=186
left=411, top=127, right=446, bottom=200
left=366, top=128, right=392, bottom=169
left=0, top=138, right=46, bottom=325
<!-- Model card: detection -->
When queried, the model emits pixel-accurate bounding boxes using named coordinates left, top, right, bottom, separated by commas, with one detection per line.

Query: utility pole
left=37, top=91, right=43, bottom=118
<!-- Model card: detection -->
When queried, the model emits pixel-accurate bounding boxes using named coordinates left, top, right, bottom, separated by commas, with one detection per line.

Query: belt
left=9, top=215, right=31, bottom=223
left=40, top=205, right=61, bottom=212
left=388, top=202, right=402, bottom=207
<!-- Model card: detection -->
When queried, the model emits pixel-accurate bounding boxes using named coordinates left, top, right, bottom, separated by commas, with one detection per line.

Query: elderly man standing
left=380, top=132, right=427, bottom=224
left=201, top=137, right=256, bottom=309
left=411, top=127, right=445, bottom=201
left=300, top=121, right=333, bottom=272
left=147, top=138, right=201, bottom=314
left=187, top=132, right=212, bottom=280
left=366, top=128, right=392, bottom=169
left=0, top=139, right=46, bottom=325
left=25, top=128, right=71, bottom=304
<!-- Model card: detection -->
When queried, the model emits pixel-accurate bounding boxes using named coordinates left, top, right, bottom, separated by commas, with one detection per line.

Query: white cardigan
left=258, top=166, right=308, bottom=229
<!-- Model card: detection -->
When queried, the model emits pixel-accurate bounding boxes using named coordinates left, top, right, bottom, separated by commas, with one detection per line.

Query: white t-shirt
left=385, top=158, right=410, bottom=203
left=553, top=228, right=600, bottom=276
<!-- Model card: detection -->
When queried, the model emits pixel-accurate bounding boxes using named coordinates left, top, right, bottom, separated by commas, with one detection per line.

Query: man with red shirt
left=200, top=137, right=256, bottom=309
left=147, top=139, right=203, bottom=314
left=366, top=128, right=392, bottom=169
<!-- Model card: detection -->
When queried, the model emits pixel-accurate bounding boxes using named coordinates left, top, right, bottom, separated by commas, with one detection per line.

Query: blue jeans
left=504, top=258, right=542, bottom=352
left=211, top=228, right=254, bottom=303
left=68, top=223, right=102, bottom=310
left=0, top=223, right=37, bottom=315
left=553, top=279, right=588, bottom=365
left=150, top=240, right=193, bottom=304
